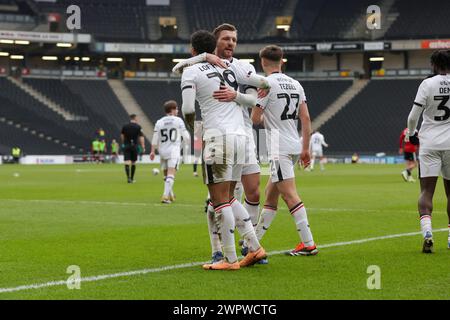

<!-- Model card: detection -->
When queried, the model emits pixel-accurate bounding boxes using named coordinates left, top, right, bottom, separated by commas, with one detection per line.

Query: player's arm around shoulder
left=172, top=53, right=228, bottom=74
left=251, top=78, right=273, bottom=125
left=230, top=62, right=270, bottom=90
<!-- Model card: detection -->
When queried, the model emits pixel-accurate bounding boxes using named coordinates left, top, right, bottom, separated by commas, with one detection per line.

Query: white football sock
left=420, top=215, right=432, bottom=238
left=319, top=159, right=325, bottom=170
left=206, top=201, right=221, bottom=254
left=310, top=157, right=315, bottom=170
left=215, top=203, right=237, bottom=263
left=290, top=202, right=314, bottom=247
left=164, top=175, right=174, bottom=197
left=244, top=199, right=260, bottom=227
left=234, top=182, right=244, bottom=203
left=230, top=198, right=261, bottom=252
left=255, top=206, right=277, bottom=241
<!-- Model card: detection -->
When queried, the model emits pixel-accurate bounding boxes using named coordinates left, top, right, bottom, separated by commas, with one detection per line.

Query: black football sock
left=193, top=163, right=198, bottom=172
left=406, top=169, right=412, bottom=176
left=131, top=165, right=136, bottom=180
left=125, top=165, right=130, bottom=179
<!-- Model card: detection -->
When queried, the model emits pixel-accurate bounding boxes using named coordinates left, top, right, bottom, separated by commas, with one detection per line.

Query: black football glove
left=409, top=133, right=420, bottom=146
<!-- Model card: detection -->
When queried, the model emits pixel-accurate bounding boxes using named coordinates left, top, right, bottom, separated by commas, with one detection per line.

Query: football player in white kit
left=181, top=30, right=269, bottom=270
left=150, top=100, right=191, bottom=204
left=406, top=50, right=450, bottom=252
left=310, top=131, right=329, bottom=171
left=174, top=24, right=263, bottom=263
left=251, top=45, right=318, bottom=256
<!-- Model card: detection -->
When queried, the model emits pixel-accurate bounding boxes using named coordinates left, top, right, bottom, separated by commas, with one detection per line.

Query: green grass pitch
left=0, top=163, right=448, bottom=300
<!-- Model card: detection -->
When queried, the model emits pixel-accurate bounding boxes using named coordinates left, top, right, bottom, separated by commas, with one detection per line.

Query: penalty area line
left=0, top=228, right=446, bottom=295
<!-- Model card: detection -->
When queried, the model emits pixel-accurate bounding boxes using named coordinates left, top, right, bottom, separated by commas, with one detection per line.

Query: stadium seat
left=384, top=0, right=450, bottom=39
left=23, top=78, right=120, bottom=142
left=301, top=80, right=353, bottom=121
left=320, top=79, right=422, bottom=154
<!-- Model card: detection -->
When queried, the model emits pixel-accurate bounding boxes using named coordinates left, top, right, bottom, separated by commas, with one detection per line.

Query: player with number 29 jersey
left=182, top=62, right=247, bottom=140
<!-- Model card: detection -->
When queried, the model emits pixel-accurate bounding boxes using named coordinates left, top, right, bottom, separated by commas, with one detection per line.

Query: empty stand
left=293, top=0, right=376, bottom=41
left=301, top=80, right=353, bottom=121
left=35, top=0, right=146, bottom=41
left=0, top=94, right=85, bottom=152
left=0, top=77, right=90, bottom=150
left=0, top=77, right=132, bottom=153
left=23, top=78, right=120, bottom=142
left=385, top=0, right=450, bottom=39
left=15, top=0, right=450, bottom=42
left=125, top=80, right=182, bottom=122
left=125, top=78, right=349, bottom=126
left=0, top=118, right=71, bottom=155
left=64, top=79, right=130, bottom=131
left=186, top=0, right=287, bottom=41
left=320, top=79, right=422, bottom=154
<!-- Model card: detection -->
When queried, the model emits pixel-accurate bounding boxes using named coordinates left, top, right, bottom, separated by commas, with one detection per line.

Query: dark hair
left=164, top=100, right=178, bottom=114
left=431, top=50, right=450, bottom=73
left=213, top=23, right=237, bottom=40
left=191, top=30, right=216, bottom=54
left=129, top=114, right=137, bottom=120
left=259, top=45, right=284, bottom=62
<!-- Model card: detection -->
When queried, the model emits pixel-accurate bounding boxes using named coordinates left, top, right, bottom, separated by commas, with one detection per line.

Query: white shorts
left=269, top=154, right=299, bottom=183
left=242, top=136, right=260, bottom=175
left=160, top=157, right=180, bottom=170
left=202, top=135, right=245, bottom=185
left=419, top=149, right=450, bottom=179
left=312, top=148, right=323, bottom=158
left=242, top=163, right=260, bottom=176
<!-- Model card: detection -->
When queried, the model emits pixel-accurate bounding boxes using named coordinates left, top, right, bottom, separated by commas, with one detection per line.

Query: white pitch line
left=1, top=199, right=429, bottom=214
left=0, top=199, right=199, bottom=208
left=0, top=228, right=446, bottom=295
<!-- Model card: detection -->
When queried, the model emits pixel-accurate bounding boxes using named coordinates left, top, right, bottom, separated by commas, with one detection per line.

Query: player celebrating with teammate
left=181, top=30, right=270, bottom=270
left=406, top=50, right=450, bottom=252
left=174, top=23, right=264, bottom=263
left=210, top=24, right=262, bottom=229
left=251, top=45, right=318, bottom=256
left=150, top=101, right=190, bottom=204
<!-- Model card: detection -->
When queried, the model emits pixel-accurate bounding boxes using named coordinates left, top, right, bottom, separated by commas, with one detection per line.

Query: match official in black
left=121, top=114, right=145, bottom=183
